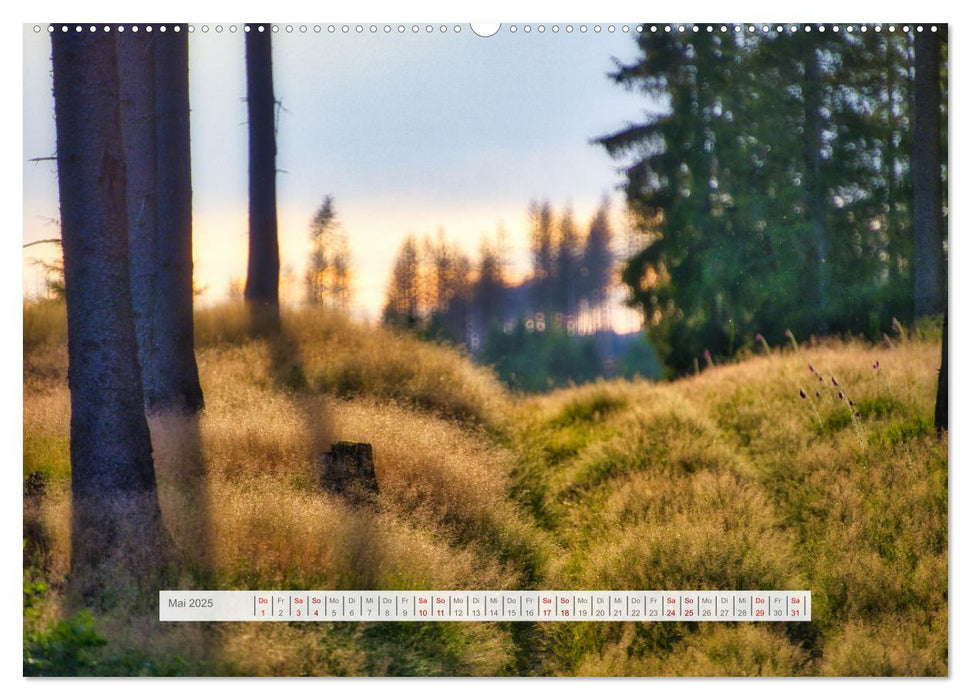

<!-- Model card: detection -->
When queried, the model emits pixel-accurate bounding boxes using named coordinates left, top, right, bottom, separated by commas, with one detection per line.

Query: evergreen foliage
left=597, top=27, right=947, bottom=373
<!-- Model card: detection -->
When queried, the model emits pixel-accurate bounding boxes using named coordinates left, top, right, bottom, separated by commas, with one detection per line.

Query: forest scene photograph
left=21, top=20, right=947, bottom=677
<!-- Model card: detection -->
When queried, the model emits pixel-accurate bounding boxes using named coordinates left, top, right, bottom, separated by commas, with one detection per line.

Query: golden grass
left=195, top=304, right=510, bottom=426
left=24, top=303, right=534, bottom=675
left=509, top=336, right=946, bottom=676
left=23, top=302, right=947, bottom=676
left=576, top=623, right=811, bottom=676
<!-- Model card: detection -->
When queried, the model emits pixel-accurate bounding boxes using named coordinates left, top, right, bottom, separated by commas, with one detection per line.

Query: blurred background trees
left=376, top=26, right=947, bottom=384
left=305, top=195, right=352, bottom=311
left=39, top=26, right=946, bottom=404
left=598, top=26, right=947, bottom=374
left=379, top=198, right=661, bottom=390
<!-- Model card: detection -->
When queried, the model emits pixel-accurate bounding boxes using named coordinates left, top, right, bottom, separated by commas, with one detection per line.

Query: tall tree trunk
left=913, top=30, right=945, bottom=318
left=803, top=41, right=829, bottom=329
left=117, top=27, right=158, bottom=398
left=154, top=27, right=204, bottom=412
left=119, top=27, right=203, bottom=415
left=244, top=28, right=280, bottom=328
left=52, top=28, right=167, bottom=609
left=935, top=311, right=947, bottom=434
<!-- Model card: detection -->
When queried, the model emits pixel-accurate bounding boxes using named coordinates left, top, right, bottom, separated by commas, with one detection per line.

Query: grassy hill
left=23, top=302, right=946, bottom=676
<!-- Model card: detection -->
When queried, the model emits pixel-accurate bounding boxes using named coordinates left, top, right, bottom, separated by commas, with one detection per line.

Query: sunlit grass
left=195, top=303, right=510, bottom=426
left=23, top=301, right=946, bottom=676
left=507, top=336, right=946, bottom=676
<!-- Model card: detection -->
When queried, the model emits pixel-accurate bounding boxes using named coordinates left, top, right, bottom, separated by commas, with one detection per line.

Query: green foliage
left=506, top=340, right=945, bottom=675
left=615, top=333, right=664, bottom=380
left=554, top=393, right=628, bottom=427
left=915, top=314, right=945, bottom=342
left=24, top=610, right=108, bottom=676
left=23, top=432, right=70, bottom=482
left=870, top=415, right=932, bottom=448
left=23, top=548, right=188, bottom=677
left=24, top=296, right=945, bottom=676
left=821, top=409, right=853, bottom=435
left=599, top=29, right=945, bottom=374
left=23, top=566, right=48, bottom=625
left=482, top=322, right=600, bottom=392
left=481, top=321, right=662, bottom=393
left=856, top=396, right=902, bottom=420
left=23, top=610, right=190, bottom=676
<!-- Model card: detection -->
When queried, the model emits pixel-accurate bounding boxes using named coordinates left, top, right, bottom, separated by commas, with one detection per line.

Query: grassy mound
left=507, top=338, right=946, bottom=676
left=24, top=302, right=542, bottom=676
left=23, top=301, right=947, bottom=676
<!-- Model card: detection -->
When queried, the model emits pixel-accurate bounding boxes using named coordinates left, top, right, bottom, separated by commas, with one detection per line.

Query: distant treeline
left=598, top=27, right=947, bottom=373
left=382, top=199, right=620, bottom=348
left=379, top=199, right=662, bottom=389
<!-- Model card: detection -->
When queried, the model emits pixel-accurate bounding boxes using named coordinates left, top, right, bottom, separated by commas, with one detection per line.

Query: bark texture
left=119, top=26, right=204, bottom=414
left=153, top=27, right=204, bottom=411
left=913, top=30, right=946, bottom=318
left=52, top=28, right=167, bottom=608
left=244, top=27, right=280, bottom=325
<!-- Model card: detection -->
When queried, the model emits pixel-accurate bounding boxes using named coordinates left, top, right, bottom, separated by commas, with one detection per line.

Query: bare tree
left=244, top=26, right=280, bottom=328
left=52, top=27, right=167, bottom=607
left=119, top=25, right=204, bottom=414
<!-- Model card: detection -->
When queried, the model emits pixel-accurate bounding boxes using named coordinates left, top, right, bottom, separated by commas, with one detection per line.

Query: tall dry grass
left=508, top=336, right=946, bottom=676
left=23, top=302, right=946, bottom=676
left=23, top=302, right=539, bottom=675
left=194, top=304, right=509, bottom=425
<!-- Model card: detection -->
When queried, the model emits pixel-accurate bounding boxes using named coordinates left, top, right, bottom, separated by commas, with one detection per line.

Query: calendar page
left=22, top=16, right=948, bottom=679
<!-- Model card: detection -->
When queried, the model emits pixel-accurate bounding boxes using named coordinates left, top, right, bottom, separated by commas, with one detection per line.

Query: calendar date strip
left=160, top=590, right=811, bottom=622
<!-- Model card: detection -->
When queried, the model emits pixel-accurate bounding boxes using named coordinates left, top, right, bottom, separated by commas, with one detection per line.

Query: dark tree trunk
left=119, top=27, right=204, bottom=415
left=154, top=27, right=204, bottom=412
left=913, top=29, right=946, bottom=318
left=52, top=28, right=167, bottom=608
left=244, top=28, right=280, bottom=327
left=803, top=41, right=829, bottom=328
left=118, top=28, right=158, bottom=402
left=935, top=312, right=947, bottom=434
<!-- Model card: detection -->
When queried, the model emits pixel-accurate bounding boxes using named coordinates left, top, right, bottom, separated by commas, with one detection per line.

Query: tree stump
left=318, top=441, right=378, bottom=497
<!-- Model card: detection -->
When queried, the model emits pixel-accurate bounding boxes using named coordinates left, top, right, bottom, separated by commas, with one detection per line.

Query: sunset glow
left=23, top=25, right=649, bottom=328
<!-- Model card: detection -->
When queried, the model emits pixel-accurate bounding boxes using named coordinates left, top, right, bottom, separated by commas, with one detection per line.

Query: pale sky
left=22, top=23, right=651, bottom=324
